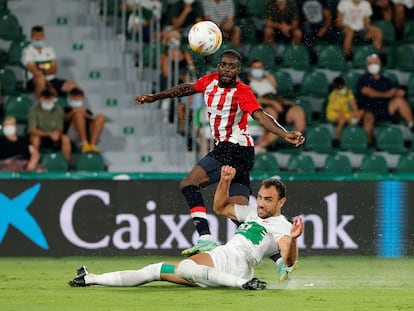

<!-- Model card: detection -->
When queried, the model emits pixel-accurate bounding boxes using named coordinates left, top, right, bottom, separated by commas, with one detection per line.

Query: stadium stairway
left=8, top=0, right=195, bottom=172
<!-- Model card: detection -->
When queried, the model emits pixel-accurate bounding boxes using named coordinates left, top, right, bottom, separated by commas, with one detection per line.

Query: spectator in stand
left=297, top=0, right=335, bottom=64
left=122, top=0, right=162, bottom=42
left=246, top=59, right=306, bottom=153
left=392, top=0, right=414, bottom=40
left=355, top=54, right=414, bottom=146
left=21, top=25, right=77, bottom=101
left=0, top=117, right=40, bottom=172
left=201, top=0, right=241, bottom=47
left=169, top=0, right=204, bottom=38
left=28, top=88, right=72, bottom=163
left=263, top=0, right=303, bottom=46
left=326, top=76, right=364, bottom=146
left=367, top=0, right=392, bottom=21
left=64, top=88, right=106, bottom=153
left=335, top=0, right=383, bottom=62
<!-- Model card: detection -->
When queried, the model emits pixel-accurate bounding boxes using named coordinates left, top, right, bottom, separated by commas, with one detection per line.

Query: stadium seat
left=247, top=44, right=276, bottom=70
left=395, top=154, right=414, bottom=173
left=317, top=45, right=346, bottom=71
left=340, top=126, right=368, bottom=153
left=0, top=12, right=22, bottom=41
left=323, top=154, right=353, bottom=174
left=375, top=126, right=407, bottom=154
left=281, top=45, right=310, bottom=70
left=359, top=154, right=388, bottom=174
left=7, top=39, right=29, bottom=66
left=272, top=70, right=295, bottom=99
left=55, top=96, right=68, bottom=108
left=373, top=20, right=395, bottom=45
left=382, top=70, right=399, bottom=87
left=352, top=45, right=377, bottom=69
left=41, top=152, right=68, bottom=172
left=295, top=98, right=313, bottom=125
left=299, top=70, right=329, bottom=98
left=0, top=67, right=18, bottom=96
left=5, top=95, right=33, bottom=124
left=252, top=153, right=279, bottom=175
left=76, top=152, right=106, bottom=172
left=304, top=125, right=333, bottom=153
left=402, top=20, right=414, bottom=43
left=342, top=70, right=360, bottom=93
left=406, top=73, right=414, bottom=98
left=287, top=154, right=316, bottom=173
left=388, top=45, right=414, bottom=72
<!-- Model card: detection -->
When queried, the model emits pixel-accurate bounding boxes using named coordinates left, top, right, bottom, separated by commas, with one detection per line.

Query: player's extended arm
left=279, top=216, right=304, bottom=267
left=252, top=109, right=305, bottom=147
left=213, top=165, right=238, bottom=220
left=135, top=83, right=197, bottom=105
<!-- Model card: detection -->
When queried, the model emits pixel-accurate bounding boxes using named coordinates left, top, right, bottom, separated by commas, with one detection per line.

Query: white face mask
left=367, top=64, right=381, bottom=75
left=184, top=0, right=195, bottom=4
left=69, top=100, right=83, bottom=108
left=3, top=125, right=17, bottom=136
left=41, top=102, right=55, bottom=111
left=251, top=69, right=264, bottom=79
left=337, top=88, right=347, bottom=96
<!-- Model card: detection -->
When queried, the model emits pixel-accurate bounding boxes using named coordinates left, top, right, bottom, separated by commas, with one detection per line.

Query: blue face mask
left=251, top=69, right=264, bottom=79
left=69, top=100, right=83, bottom=108
left=41, top=102, right=54, bottom=111
left=32, top=40, right=44, bottom=48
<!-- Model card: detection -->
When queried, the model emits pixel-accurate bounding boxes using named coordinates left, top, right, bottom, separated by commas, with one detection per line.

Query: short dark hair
left=260, top=178, right=286, bottom=199
left=332, top=76, right=345, bottom=89
left=219, top=49, right=242, bottom=63
left=69, top=87, right=84, bottom=97
left=31, top=25, right=44, bottom=33
left=249, top=59, right=264, bottom=67
left=40, top=88, right=56, bottom=99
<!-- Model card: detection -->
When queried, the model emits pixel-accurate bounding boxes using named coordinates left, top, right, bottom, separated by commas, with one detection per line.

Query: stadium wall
left=0, top=174, right=413, bottom=257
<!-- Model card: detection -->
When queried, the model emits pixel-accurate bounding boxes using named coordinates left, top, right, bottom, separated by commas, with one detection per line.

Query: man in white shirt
left=335, top=0, right=383, bottom=61
left=21, top=25, right=77, bottom=100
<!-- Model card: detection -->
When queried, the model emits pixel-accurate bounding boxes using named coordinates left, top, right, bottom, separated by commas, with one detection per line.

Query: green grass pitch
left=1, top=256, right=413, bottom=311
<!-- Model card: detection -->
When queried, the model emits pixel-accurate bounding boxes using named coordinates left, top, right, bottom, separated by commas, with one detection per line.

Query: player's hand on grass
left=284, top=131, right=305, bottom=147
left=135, top=94, right=156, bottom=105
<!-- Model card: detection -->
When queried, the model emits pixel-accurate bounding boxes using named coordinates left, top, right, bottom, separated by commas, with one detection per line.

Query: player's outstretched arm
left=213, top=165, right=237, bottom=220
left=252, top=110, right=305, bottom=147
left=280, top=216, right=304, bottom=267
left=135, top=83, right=197, bottom=105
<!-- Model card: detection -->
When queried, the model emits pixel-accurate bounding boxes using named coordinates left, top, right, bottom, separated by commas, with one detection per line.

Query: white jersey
left=338, top=0, right=372, bottom=31
left=227, top=204, right=292, bottom=267
left=21, top=44, right=56, bottom=80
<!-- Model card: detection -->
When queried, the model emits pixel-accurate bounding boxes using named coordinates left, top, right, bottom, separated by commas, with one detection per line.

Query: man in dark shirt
left=0, top=117, right=40, bottom=171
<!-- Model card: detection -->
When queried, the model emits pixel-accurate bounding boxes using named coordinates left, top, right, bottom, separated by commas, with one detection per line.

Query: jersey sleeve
left=193, top=73, right=215, bottom=92
left=238, top=85, right=262, bottom=115
left=234, top=204, right=256, bottom=222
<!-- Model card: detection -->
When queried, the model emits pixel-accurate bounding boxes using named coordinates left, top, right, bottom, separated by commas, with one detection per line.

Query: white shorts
left=207, top=245, right=254, bottom=280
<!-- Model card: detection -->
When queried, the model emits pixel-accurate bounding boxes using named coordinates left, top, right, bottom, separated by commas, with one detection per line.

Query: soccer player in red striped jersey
left=135, top=49, right=305, bottom=257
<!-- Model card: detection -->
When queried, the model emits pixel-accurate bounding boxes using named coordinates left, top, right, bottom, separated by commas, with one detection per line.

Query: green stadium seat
left=295, top=98, right=313, bottom=124
left=5, top=95, right=33, bottom=124
left=388, top=45, right=414, bottom=72
left=272, top=70, right=295, bottom=99
left=402, top=20, right=414, bottom=43
left=340, top=126, right=368, bottom=153
left=375, top=126, right=407, bottom=154
left=317, top=45, right=346, bottom=71
left=360, top=154, right=388, bottom=174
left=7, top=39, right=29, bottom=66
left=407, top=73, right=414, bottom=98
left=55, top=97, right=68, bottom=108
left=342, top=70, right=360, bottom=93
left=282, top=45, right=310, bottom=70
left=373, top=20, right=395, bottom=45
left=247, top=44, right=276, bottom=70
left=323, top=154, right=353, bottom=174
left=382, top=70, right=399, bottom=86
left=352, top=45, right=377, bottom=69
left=41, top=152, right=68, bottom=172
left=0, top=12, right=22, bottom=41
left=299, top=70, right=329, bottom=98
left=395, top=154, right=414, bottom=173
left=252, top=153, right=279, bottom=175
left=0, top=67, right=18, bottom=96
left=76, top=152, right=106, bottom=172
left=287, top=154, right=316, bottom=173
left=304, top=125, right=333, bottom=153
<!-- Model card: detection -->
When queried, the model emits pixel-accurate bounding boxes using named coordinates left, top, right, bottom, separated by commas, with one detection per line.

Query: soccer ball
left=188, top=21, right=223, bottom=55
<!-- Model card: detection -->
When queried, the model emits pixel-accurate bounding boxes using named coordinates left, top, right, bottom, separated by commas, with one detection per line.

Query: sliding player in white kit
left=68, top=166, right=304, bottom=290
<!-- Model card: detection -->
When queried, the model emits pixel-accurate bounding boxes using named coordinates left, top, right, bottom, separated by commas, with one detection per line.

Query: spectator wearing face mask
left=246, top=59, right=306, bottom=153
left=28, top=88, right=72, bottom=163
left=326, top=76, right=364, bottom=146
left=355, top=54, right=414, bottom=146
left=0, top=117, right=40, bottom=171
left=64, top=88, right=106, bottom=153
left=21, top=25, right=77, bottom=101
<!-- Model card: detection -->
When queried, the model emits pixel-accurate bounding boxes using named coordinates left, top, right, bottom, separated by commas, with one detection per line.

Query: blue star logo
left=0, top=184, right=49, bottom=249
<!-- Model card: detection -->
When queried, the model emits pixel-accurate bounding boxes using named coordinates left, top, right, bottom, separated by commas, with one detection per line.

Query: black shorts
left=40, top=137, right=61, bottom=150
left=27, top=78, right=67, bottom=97
left=197, top=141, right=255, bottom=198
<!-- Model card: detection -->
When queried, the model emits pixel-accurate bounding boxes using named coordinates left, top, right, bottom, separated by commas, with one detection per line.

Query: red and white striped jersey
left=193, top=72, right=262, bottom=147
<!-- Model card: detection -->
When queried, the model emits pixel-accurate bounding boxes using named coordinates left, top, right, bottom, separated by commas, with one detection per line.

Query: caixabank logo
left=0, top=184, right=48, bottom=250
